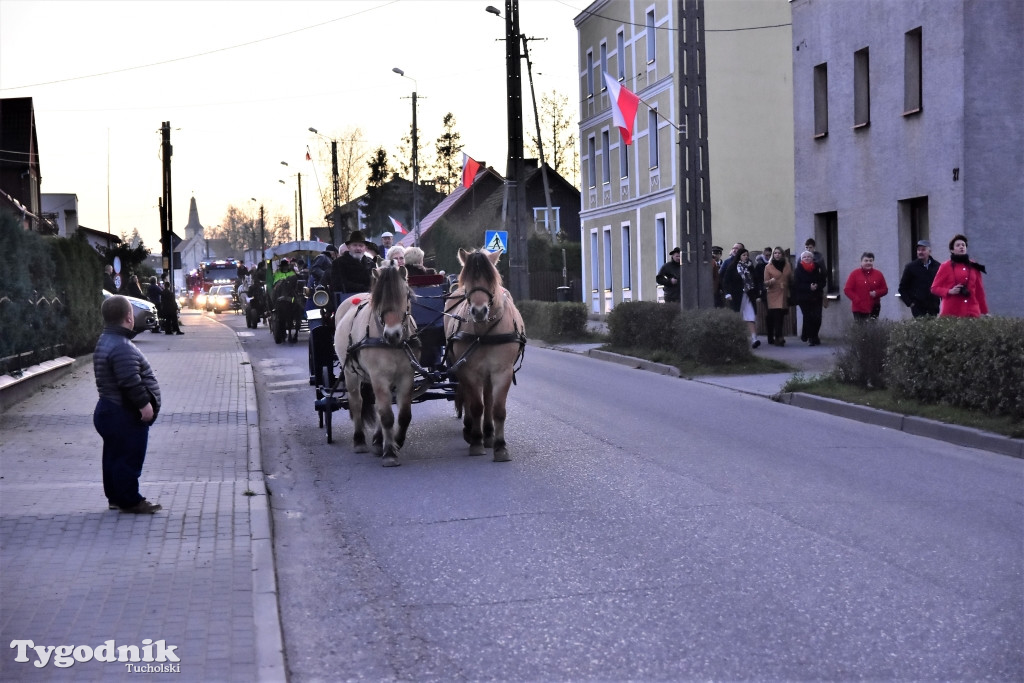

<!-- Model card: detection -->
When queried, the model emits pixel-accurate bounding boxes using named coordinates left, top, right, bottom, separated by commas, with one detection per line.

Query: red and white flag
left=305, top=147, right=312, bottom=162
left=603, top=72, right=640, bottom=145
left=462, top=153, right=481, bottom=188
left=388, top=216, right=408, bottom=234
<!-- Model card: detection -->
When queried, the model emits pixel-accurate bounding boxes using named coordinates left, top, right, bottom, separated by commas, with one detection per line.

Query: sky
left=0, top=0, right=588, bottom=249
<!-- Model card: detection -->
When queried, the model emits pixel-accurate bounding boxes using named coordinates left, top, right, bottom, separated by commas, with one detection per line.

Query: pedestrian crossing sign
left=484, top=230, right=508, bottom=253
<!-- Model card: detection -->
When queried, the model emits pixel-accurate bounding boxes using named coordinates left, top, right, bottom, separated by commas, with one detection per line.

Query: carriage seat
left=407, top=274, right=446, bottom=287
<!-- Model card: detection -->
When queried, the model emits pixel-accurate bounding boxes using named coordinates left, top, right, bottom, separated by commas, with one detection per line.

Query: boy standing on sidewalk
left=93, top=296, right=163, bottom=513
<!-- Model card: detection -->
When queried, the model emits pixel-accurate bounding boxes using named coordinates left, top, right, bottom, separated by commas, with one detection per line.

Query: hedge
left=518, top=301, right=587, bottom=341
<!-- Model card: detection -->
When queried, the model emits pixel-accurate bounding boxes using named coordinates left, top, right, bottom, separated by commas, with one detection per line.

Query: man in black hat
left=656, top=247, right=683, bottom=303
left=898, top=239, right=941, bottom=317
left=331, top=230, right=375, bottom=294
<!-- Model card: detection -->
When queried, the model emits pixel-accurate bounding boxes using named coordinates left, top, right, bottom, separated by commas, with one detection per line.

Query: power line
left=0, top=1, right=398, bottom=91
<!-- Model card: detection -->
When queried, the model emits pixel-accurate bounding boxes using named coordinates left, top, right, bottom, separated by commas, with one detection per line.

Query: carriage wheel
left=273, top=312, right=285, bottom=344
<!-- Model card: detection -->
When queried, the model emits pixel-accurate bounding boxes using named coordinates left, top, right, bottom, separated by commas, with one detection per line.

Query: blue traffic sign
left=484, top=230, right=508, bottom=253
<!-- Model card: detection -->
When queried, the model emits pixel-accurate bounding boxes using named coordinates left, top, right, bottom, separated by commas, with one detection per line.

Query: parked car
left=102, top=289, right=161, bottom=334
left=205, top=285, right=236, bottom=314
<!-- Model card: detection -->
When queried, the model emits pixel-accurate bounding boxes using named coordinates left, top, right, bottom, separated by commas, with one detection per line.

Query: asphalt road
left=225, top=313, right=1023, bottom=682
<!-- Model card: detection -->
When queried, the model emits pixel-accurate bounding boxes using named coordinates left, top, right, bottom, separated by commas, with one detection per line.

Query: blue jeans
left=93, top=398, right=150, bottom=508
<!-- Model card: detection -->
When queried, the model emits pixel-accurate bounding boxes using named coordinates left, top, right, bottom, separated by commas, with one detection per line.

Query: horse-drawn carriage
left=310, top=249, right=526, bottom=467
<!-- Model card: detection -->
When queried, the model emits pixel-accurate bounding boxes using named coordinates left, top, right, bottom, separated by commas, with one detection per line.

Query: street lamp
left=309, top=127, right=342, bottom=244
left=280, top=161, right=305, bottom=241
left=485, top=1, right=530, bottom=300
left=392, top=67, right=420, bottom=247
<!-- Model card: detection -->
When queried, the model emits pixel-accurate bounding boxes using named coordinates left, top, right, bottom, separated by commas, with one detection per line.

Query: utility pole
left=411, top=90, right=419, bottom=247
left=522, top=34, right=554, bottom=239
left=297, top=172, right=304, bottom=241
left=502, top=0, right=530, bottom=300
left=160, top=121, right=175, bottom=293
left=259, top=204, right=265, bottom=263
left=678, top=0, right=713, bottom=309
left=331, top=140, right=343, bottom=245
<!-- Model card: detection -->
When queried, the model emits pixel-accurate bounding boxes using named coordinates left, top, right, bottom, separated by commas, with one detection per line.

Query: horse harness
left=343, top=298, right=421, bottom=383
left=443, top=290, right=527, bottom=380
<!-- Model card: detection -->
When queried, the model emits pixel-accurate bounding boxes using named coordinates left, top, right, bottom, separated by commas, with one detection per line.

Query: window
left=600, top=43, right=608, bottom=89
left=603, top=228, right=613, bottom=289
left=590, top=231, right=599, bottom=291
left=854, top=47, right=870, bottom=127
left=587, top=51, right=595, bottom=98
left=655, top=217, right=667, bottom=265
left=621, top=225, right=632, bottom=290
left=904, top=28, right=922, bottom=114
left=813, top=63, right=829, bottom=137
left=619, top=135, right=629, bottom=179
left=587, top=136, right=596, bottom=188
left=646, top=10, right=656, bottom=63
left=534, top=206, right=560, bottom=234
left=815, top=212, right=839, bottom=293
left=648, top=109, right=659, bottom=168
left=602, top=130, right=611, bottom=184
left=616, top=30, right=625, bottom=79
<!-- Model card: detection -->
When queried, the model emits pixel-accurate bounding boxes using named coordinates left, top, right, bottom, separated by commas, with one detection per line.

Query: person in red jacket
left=843, top=252, right=889, bottom=321
left=930, top=233, right=988, bottom=317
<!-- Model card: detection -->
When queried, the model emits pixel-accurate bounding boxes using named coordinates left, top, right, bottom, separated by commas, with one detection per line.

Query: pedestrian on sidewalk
left=160, top=284, right=184, bottom=335
left=931, top=233, right=988, bottom=318
left=656, top=247, right=683, bottom=303
left=792, top=250, right=827, bottom=345
left=762, top=246, right=792, bottom=345
left=722, top=248, right=763, bottom=348
left=898, top=240, right=940, bottom=317
left=843, top=252, right=888, bottom=321
left=93, top=296, right=163, bottom=513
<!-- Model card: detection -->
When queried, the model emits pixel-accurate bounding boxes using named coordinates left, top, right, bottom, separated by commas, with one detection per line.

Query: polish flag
left=462, top=153, right=481, bottom=188
left=388, top=216, right=408, bottom=234
left=603, top=72, right=640, bottom=145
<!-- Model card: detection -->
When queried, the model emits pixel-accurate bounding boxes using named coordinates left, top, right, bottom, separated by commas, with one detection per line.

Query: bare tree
left=310, top=127, right=370, bottom=220
left=213, top=206, right=291, bottom=253
left=526, top=89, right=578, bottom=187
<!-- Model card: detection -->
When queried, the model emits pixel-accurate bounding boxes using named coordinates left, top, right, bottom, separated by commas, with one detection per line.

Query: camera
left=959, top=284, right=970, bottom=297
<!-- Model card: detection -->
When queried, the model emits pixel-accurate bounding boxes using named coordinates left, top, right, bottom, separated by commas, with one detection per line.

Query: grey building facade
left=792, top=0, right=1023, bottom=328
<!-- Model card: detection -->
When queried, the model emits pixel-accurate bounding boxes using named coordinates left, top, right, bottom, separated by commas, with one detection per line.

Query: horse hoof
left=468, top=445, right=486, bottom=457
left=493, top=448, right=510, bottom=462
left=382, top=456, right=400, bottom=467
left=372, top=444, right=384, bottom=457
left=353, top=443, right=369, bottom=454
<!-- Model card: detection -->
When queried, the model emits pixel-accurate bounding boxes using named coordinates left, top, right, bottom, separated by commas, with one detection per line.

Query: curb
left=778, top=392, right=1024, bottom=459
left=537, top=340, right=1023, bottom=460
left=0, top=355, right=90, bottom=413
left=585, top=349, right=680, bottom=377
left=242, top=354, right=287, bottom=682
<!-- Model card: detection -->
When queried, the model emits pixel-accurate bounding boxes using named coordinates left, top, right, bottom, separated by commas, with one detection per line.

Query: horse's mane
left=458, top=250, right=503, bottom=292
left=371, top=265, right=409, bottom=313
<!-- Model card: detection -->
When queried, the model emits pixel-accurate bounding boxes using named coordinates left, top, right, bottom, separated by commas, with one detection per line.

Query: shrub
left=518, top=301, right=587, bottom=341
left=606, top=301, right=679, bottom=350
left=887, top=317, right=1024, bottom=418
left=674, top=308, right=752, bottom=365
left=833, top=318, right=894, bottom=389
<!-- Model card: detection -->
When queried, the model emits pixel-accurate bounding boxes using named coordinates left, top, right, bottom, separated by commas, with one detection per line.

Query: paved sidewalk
left=0, top=312, right=284, bottom=682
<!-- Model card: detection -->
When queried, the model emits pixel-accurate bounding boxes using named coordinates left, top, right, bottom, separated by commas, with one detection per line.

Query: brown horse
left=333, top=264, right=416, bottom=466
left=445, top=248, right=526, bottom=462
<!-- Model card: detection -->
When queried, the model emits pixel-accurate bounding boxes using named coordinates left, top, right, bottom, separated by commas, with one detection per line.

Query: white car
left=102, top=290, right=161, bottom=333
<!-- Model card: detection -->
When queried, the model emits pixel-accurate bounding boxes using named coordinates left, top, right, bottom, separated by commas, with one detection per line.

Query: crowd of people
left=683, top=233, right=988, bottom=350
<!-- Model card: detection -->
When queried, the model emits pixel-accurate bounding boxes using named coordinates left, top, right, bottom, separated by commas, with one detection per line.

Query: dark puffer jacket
left=93, top=325, right=161, bottom=417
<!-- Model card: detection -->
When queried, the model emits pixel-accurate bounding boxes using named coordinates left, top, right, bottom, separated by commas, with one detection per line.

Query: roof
left=396, top=166, right=505, bottom=247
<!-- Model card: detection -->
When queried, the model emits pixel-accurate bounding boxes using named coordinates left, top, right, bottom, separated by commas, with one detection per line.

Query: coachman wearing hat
left=656, top=247, right=683, bottom=303
left=897, top=239, right=941, bottom=317
left=331, top=230, right=375, bottom=294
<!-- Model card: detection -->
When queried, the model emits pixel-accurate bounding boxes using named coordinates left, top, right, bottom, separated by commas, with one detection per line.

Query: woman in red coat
left=843, top=252, right=888, bottom=321
left=931, top=233, right=988, bottom=317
